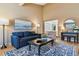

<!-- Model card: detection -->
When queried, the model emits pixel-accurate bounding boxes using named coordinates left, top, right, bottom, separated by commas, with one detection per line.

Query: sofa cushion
left=21, top=35, right=39, bottom=42
left=12, top=32, right=24, bottom=37
left=21, top=36, right=36, bottom=42
left=24, top=31, right=34, bottom=37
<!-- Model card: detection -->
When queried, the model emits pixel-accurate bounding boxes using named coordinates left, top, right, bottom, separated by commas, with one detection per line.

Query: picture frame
left=14, top=19, right=32, bottom=30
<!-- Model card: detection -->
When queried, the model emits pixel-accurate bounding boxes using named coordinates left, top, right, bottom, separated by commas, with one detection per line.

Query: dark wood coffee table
left=28, top=38, right=54, bottom=56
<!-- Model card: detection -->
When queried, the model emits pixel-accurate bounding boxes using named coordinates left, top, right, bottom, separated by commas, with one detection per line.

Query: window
left=64, top=19, right=76, bottom=30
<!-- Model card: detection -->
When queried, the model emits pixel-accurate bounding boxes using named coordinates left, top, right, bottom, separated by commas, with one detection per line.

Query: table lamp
left=36, top=24, right=40, bottom=33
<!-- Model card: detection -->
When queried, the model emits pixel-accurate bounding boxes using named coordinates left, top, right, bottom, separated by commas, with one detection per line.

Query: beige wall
left=0, top=3, right=43, bottom=32
left=43, top=3, right=79, bottom=36
left=0, top=3, right=43, bottom=45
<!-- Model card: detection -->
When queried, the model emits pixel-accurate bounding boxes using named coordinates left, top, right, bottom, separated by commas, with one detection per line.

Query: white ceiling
left=33, top=3, right=47, bottom=5
left=19, top=3, right=47, bottom=6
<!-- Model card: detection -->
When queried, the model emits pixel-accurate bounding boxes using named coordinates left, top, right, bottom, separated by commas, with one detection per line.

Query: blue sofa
left=11, top=31, right=41, bottom=49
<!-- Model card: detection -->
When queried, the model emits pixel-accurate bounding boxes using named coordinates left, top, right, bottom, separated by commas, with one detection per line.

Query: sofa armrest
left=34, top=34, right=41, bottom=38
left=11, top=36, right=20, bottom=49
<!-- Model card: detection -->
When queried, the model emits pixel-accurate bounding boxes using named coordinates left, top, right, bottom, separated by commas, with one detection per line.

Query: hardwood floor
left=0, top=45, right=14, bottom=56
left=0, top=38, right=79, bottom=56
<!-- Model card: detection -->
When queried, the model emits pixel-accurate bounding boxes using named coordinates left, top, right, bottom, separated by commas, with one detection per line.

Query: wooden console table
left=61, top=32, right=79, bottom=43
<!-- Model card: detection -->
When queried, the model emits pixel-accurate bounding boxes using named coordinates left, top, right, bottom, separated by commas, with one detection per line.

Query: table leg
left=77, top=34, right=78, bottom=43
left=69, top=37, right=71, bottom=42
left=74, top=37, right=76, bottom=43
left=29, top=44, right=31, bottom=51
left=51, top=40, right=54, bottom=46
left=66, top=37, right=69, bottom=42
left=38, top=46, right=41, bottom=56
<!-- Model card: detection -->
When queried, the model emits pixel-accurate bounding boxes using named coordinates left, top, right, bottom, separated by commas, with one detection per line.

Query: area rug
left=5, top=43, right=77, bottom=56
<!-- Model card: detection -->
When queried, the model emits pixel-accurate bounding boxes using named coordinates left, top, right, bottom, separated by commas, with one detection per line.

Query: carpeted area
left=5, top=43, right=77, bottom=56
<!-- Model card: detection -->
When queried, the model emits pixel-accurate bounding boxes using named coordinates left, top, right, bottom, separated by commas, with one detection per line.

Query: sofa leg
left=29, top=44, right=31, bottom=51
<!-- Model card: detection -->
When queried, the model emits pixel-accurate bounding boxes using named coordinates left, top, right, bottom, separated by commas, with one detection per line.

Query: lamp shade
left=36, top=24, right=40, bottom=27
left=0, top=18, right=9, bottom=25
